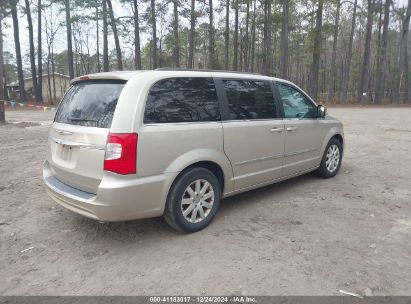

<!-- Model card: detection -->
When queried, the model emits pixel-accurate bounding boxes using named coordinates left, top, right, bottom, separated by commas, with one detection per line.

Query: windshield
left=55, top=80, right=126, bottom=128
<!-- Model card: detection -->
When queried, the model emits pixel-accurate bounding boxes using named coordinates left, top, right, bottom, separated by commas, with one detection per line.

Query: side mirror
left=317, top=105, right=327, bottom=118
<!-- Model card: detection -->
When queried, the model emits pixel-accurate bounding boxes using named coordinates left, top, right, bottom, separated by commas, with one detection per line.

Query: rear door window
left=144, top=77, right=220, bottom=123
left=55, top=80, right=126, bottom=128
left=222, top=79, right=277, bottom=120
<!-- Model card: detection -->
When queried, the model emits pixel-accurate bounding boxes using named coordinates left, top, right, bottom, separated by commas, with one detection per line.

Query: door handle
left=286, top=126, right=298, bottom=132
left=270, top=127, right=283, bottom=133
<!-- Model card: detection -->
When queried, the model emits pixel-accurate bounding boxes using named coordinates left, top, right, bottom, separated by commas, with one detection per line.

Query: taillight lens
left=104, top=133, right=138, bottom=175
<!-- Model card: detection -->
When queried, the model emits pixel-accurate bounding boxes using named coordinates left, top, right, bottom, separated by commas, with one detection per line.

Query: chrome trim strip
left=284, top=148, right=317, bottom=157
left=51, top=137, right=105, bottom=150
left=222, top=118, right=283, bottom=123
left=144, top=119, right=284, bottom=126
left=235, top=148, right=317, bottom=166
left=144, top=121, right=222, bottom=126
left=235, top=153, right=283, bottom=166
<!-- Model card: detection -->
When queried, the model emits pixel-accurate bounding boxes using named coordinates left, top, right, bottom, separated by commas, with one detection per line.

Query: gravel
left=0, top=108, right=410, bottom=295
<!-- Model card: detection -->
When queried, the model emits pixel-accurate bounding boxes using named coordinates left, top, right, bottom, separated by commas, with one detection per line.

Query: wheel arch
left=169, top=160, right=227, bottom=196
left=182, top=161, right=225, bottom=192
left=331, top=133, right=344, bottom=150
left=164, top=149, right=234, bottom=196
left=319, top=128, right=344, bottom=159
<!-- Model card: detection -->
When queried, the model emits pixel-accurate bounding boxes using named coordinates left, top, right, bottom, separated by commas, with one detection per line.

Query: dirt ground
left=0, top=108, right=410, bottom=296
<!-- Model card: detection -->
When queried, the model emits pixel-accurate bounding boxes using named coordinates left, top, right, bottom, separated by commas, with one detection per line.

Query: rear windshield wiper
left=67, top=117, right=98, bottom=122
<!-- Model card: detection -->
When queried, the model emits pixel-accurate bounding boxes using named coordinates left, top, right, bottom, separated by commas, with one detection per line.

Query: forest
left=0, top=0, right=410, bottom=105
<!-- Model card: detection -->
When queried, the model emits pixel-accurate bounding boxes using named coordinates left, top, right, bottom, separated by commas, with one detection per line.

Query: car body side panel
left=136, top=122, right=234, bottom=195
left=222, top=120, right=285, bottom=190
left=319, top=121, right=345, bottom=158
left=282, top=118, right=328, bottom=176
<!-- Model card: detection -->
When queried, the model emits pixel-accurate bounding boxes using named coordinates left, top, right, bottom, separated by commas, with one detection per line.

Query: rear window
left=144, top=77, right=220, bottom=123
left=55, top=80, right=126, bottom=128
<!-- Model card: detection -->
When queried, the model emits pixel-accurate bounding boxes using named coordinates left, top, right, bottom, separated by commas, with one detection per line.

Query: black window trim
left=142, top=76, right=223, bottom=125
left=215, top=77, right=282, bottom=122
left=273, top=80, right=319, bottom=120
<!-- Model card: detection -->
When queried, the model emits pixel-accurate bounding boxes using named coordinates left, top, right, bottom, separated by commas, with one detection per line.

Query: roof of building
left=8, top=73, right=70, bottom=86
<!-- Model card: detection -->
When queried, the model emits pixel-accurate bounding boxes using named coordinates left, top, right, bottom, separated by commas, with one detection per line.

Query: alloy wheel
left=325, top=144, right=340, bottom=173
left=180, top=179, right=215, bottom=223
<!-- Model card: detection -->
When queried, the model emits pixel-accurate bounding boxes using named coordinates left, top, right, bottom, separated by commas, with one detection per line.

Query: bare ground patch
left=0, top=108, right=410, bottom=296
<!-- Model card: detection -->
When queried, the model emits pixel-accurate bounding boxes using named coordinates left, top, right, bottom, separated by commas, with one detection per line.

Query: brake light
left=79, top=75, right=90, bottom=81
left=104, top=133, right=138, bottom=175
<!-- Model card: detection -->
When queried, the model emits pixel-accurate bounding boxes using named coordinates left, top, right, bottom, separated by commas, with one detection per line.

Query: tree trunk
left=208, top=0, right=215, bottom=69
left=262, top=0, right=273, bottom=75
left=280, top=0, right=289, bottom=78
left=151, top=0, right=157, bottom=69
left=233, top=1, right=239, bottom=70
left=64, top=0, right=74, bottom=79
left=188, top=0, right=195, bottom=68
left=244, top=0, right=250, bottom=71
left=310, top=0, right=323, bottom=100
left=296, top=31, right=301, bottom=84
left=374, top=0, right=391, bottom=104
left=395, top=0, right=411, bottom=102
left=106, top=0, right=123, bottom=71
left=266, top=0, right=272, bottom=75
left=327, top=0, right=340, bottom=102
left=25, top=0, right=39, bottom=102
left=51, top=44, right=56, bottom=101
left=103, top=0, right=109, bottom=72
left=0, top=19, right=5, bottom=123
left=173, top=0, right=180, bottom=67
left=225, top=0, right=229, bottom=70
left=340, top=0, right=357, bottom=103
left=358, top=0, right=375, bottom=103
left=133, top=0, right=141, bottom=69
left=96, top=3, right=101, bottom=72
left=11, top=3, right=26, bottom=101
left=46, top=52, right=52, bottom=102
left=263, top=1, right=268, bottom=74
left=239, top=27, right=243, bottom=71
left=250, top=0, right=256, bottom=72
left=37, top=0, right=43, bottom=101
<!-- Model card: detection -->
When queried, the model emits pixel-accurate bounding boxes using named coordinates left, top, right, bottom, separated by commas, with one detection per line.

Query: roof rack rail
left=155, top=67, right=264, bottom=76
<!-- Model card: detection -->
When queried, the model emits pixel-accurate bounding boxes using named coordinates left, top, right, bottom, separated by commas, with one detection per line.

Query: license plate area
left=57, top=144, right=73, bottom=161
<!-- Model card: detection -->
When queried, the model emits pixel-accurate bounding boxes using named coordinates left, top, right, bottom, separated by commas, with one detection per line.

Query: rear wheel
left=164, top=167, right=221, bottom=233
left=317, top=138, right=343, bottom=178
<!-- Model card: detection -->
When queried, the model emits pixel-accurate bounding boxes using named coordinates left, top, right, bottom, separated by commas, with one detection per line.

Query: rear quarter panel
left=113, top=71, right=234, bottom=195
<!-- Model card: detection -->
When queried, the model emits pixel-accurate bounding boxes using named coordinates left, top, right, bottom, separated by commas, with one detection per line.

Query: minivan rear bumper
left=43, top=161, right=170, bottom=221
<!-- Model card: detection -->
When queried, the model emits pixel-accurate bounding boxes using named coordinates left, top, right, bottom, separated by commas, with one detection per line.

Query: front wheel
left=164, top=167, right=221, bottom=233
left=317, top=138, right=343, bottom=178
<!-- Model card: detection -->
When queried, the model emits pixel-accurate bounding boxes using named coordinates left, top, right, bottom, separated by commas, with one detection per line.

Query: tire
left=164, top=167, right=221, bottom=233
left=317, top=137, right=343, bottom=178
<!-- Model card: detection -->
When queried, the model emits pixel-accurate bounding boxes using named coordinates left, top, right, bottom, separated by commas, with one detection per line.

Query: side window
left=144, top=77, right=220, bottom=123
left=223, top=79, right=277, bottom=120
left=276, top=83, right=316, bottom=119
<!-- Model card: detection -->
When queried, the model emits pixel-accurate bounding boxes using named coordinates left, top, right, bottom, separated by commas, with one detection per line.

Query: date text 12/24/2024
left=149, top=297, right=257, bottom=303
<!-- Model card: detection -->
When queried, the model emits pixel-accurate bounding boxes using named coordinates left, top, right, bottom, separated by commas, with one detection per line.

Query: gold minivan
left=43, top=69, right=344, bottom=232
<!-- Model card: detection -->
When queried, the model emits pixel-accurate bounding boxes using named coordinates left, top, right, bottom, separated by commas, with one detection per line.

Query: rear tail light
left=104, top=133, right=138, bottom=175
